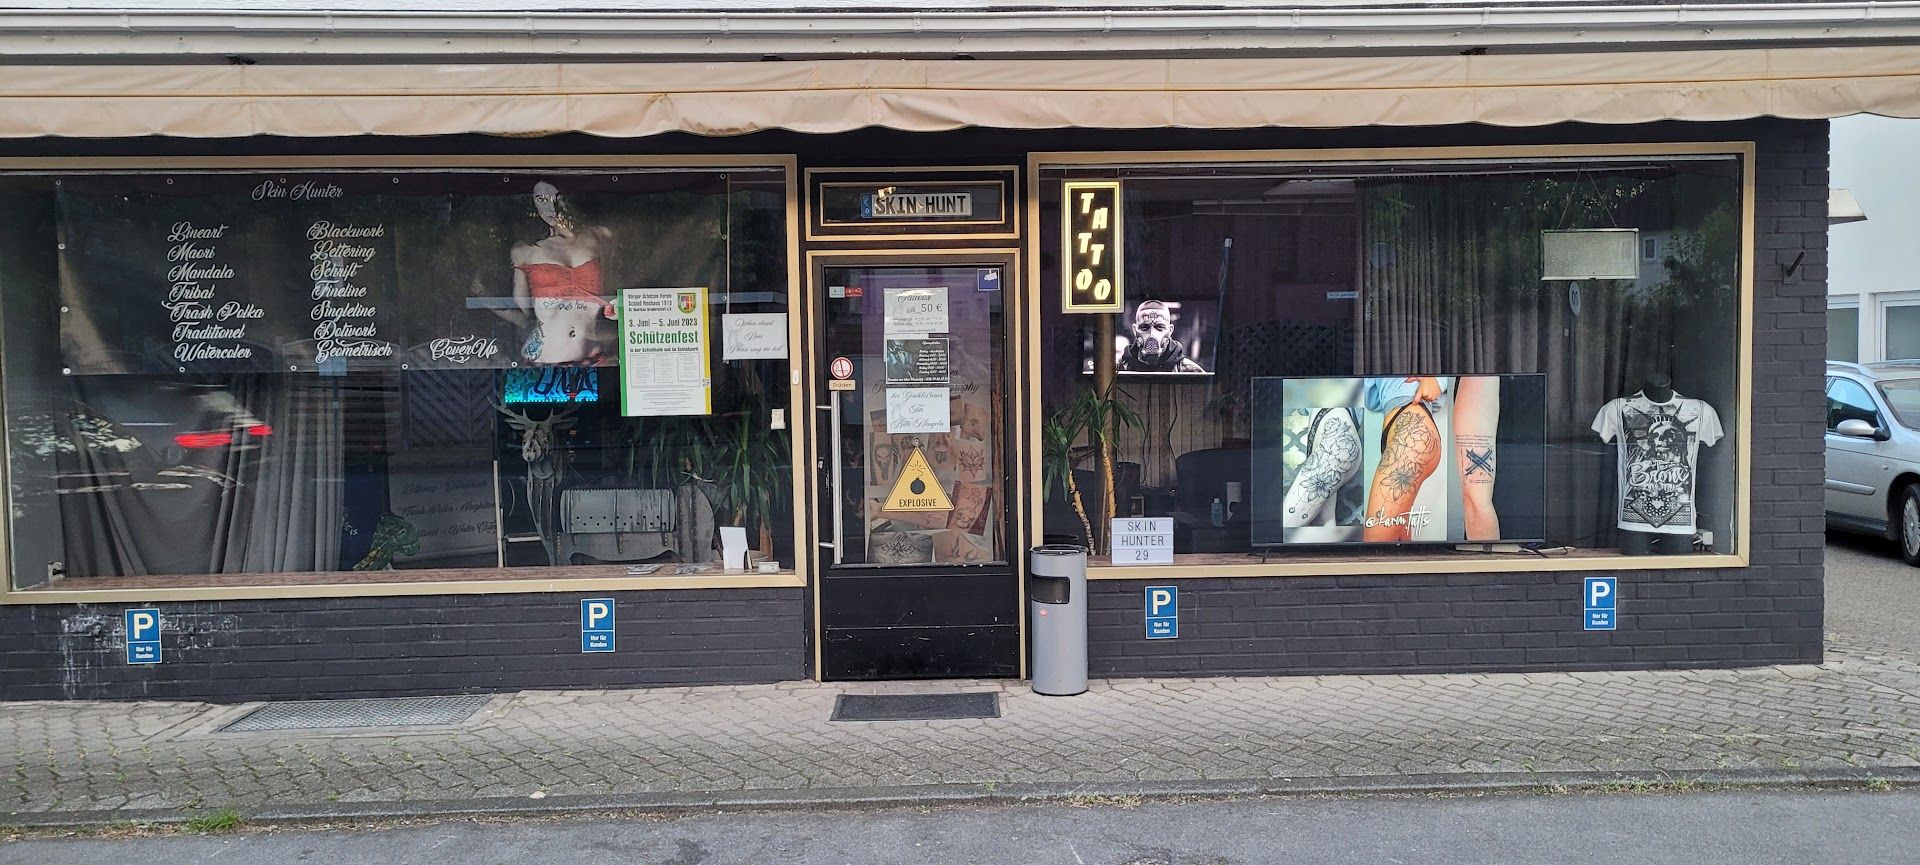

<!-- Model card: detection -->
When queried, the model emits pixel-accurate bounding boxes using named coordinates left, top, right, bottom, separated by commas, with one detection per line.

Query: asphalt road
left=7, top=789, right=1918, bottom=865
left=1825, top=531, right=1920, bottom=653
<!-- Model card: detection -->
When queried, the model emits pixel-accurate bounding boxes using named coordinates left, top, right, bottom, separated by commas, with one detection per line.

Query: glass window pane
left=1828, top=307, right=1859, bottom=362
left=1040, top=156, right=1742, bottom=560
left=1879, top=380, right=1920, bottom=428
left=1886, top=305, right=1920, bottom=361
left=820, top=265, right=1006, bottom=566
left=1828, top=378, right=1881, bottom=430
left=2, top=168, right=792, bottom=590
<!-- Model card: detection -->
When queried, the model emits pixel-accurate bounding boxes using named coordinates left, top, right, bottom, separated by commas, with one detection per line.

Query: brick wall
left=1089, top=119, right=1829, bottom=677
left=0, top=589, right=806, bottom=702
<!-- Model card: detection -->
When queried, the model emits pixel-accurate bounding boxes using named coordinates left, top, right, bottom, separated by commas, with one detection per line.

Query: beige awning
left=4, top=45, right=1919, bottom=139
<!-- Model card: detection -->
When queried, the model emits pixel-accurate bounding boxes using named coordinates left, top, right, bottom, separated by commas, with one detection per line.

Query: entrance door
left=812, top=253, right=1018, bottom=679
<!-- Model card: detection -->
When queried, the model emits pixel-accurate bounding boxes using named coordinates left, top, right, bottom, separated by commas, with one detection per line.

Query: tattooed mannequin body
left=1363, top=376, right=1445, bottom=542
left=511, top=181, right=616, bottom=366
left=1283, top=408, right=1362, bottom=528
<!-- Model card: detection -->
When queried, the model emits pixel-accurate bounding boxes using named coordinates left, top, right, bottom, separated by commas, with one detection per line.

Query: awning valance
left=4, top=46, right=1919, bottom=139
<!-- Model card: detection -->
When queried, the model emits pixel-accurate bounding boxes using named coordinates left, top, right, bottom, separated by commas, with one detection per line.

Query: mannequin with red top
left=511, top=180, right=616, bottom=365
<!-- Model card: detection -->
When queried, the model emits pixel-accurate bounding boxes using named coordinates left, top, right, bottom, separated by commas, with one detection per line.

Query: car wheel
left=1900, top=485, right=1920, bottom=567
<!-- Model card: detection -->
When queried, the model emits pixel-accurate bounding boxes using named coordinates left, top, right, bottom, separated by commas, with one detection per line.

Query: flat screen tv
left=1250, top=374, right=1547, bottom=546
left=1080, top=298, right=1218, bottom=378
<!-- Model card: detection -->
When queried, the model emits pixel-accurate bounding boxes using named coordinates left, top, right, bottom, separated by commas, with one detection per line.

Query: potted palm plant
left=1042, top=383, right=1143, bottom=555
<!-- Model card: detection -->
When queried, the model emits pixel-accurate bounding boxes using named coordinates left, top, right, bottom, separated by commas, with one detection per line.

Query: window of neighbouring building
left=1829, top=306, right=1860, bottom=362
left=1037, top=153, right=1744, bottom=566
left=0, top=166, right=795, bottom=591
left=1885, top=303, right=1920, bottom=361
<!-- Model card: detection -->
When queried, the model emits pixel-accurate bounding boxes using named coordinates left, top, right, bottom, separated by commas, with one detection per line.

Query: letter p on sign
left=128, top=610, right=158, bottom=641
left=1586, top=577, right=1615, bottom=610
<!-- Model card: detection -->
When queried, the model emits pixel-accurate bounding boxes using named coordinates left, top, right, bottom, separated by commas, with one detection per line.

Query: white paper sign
left=1111, top=517, right=1174, bottom=565
left=720, top=525, right=748, bottom=571
left=387, top=450, right=498, bottom=562
left=618, top=287, right=711, bottom=417
left=721, top=313, right=789, bottom=360
left=883, top=286, right=949, bottom=337
left=1542, top=229, right=1639, bottom=280
left=886, top=387, right=951, bottom=433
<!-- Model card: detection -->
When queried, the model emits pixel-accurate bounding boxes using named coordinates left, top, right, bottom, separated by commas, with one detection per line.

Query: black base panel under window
left=822, top=625, right=1019, bottom=680
left=819, top=570, right=1019, bottom=629
left=830, top=692, right=1001, bottom=721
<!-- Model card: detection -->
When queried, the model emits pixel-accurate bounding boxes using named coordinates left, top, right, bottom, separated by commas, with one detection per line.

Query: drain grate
left=219, top=695, right=492, bottom=733
left=831, top=692, right=1000, bottom=722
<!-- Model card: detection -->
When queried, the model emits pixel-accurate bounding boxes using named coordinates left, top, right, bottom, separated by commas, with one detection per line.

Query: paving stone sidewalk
left=6, top=632, right=1920, bottom=825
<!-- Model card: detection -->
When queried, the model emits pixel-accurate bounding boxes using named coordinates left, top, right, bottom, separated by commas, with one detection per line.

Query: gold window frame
left=1025, top=142, right=1756, bottom=580
left=0, top=154, right=809, bottom=604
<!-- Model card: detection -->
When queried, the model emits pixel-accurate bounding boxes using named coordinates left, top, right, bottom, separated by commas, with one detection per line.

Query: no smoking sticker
left=828, top=356, right=857, bottom=391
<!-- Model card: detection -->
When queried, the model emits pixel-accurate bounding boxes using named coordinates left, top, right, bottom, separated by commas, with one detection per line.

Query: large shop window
left=0, top=166, right=794, bottom=591
left=1039, top=155, right=1743, bottom=567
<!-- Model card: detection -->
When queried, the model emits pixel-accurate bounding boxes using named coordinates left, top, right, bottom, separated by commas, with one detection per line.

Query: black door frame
left=804, top=247, right=1027, bottom=680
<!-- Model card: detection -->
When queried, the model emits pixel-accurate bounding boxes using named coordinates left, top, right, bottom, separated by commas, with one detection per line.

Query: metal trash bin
left=1029, top=544, right=1089, bottom=696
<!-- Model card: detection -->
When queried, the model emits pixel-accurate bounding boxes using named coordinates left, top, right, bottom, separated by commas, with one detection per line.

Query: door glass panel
left=821, top=264, right=1005, bottom=566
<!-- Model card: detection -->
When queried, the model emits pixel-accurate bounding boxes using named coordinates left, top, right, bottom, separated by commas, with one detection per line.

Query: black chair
left=1169, top=446, right=1252, bottom=553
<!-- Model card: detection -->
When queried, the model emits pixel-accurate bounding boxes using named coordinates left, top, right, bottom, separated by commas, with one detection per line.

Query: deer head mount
left=494, top=400, right=579, bottom=472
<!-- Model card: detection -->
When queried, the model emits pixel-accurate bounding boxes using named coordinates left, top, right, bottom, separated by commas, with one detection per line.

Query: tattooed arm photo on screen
left=1283, top=407, right=1361, bottom=528
left=1364, top=398, right=1442, bottom=542
left=1454, top=375, right=1501, bottom=541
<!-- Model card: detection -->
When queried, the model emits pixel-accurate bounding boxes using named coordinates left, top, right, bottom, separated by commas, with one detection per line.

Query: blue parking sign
left=1583, top=577, right=1616, bottom=631
left=1145, top=585, right=1178, bottom=639
left=125, top=608, right=161, bottom=664
left=580, top=598, right=616, bottom=653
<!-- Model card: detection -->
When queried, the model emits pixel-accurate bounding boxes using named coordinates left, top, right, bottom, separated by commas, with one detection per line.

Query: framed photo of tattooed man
left=1252, top=374, right=1545, bottom=547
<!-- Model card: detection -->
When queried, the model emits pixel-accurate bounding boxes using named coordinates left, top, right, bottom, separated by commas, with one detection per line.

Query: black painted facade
left=0, top=119, right=1826, bottom=701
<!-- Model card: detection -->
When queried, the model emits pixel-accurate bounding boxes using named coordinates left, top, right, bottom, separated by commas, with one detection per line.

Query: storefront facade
left=0, top=4, right=1910, bottom=700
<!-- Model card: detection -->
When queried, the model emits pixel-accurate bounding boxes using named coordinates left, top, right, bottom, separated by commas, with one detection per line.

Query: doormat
left=217, top=695, right=492, bottom=733
left=831, top=692, right=1000, bottom=722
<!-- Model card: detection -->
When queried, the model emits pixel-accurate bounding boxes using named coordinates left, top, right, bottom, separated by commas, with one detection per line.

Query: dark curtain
left=57, top=375, right=343, bottom=577
left=1357, top=174, right=1736, bottom=548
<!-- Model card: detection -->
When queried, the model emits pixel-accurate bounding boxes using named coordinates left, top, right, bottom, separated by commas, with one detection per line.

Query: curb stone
left=8, top=766, right=1920, bottom=831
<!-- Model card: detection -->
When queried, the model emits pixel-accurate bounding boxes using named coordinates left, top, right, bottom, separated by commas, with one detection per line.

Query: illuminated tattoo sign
left=1061, top=180, right=1124, bottom=314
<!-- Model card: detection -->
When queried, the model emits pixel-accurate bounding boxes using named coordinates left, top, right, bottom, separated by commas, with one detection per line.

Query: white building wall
left=1831, top=115, right=1920, bottom=362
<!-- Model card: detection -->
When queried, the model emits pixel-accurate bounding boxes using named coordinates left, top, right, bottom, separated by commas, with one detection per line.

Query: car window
left=1829, top=378, right=1882, bottom=431
left=1880, top=379, right=1920, bottom=429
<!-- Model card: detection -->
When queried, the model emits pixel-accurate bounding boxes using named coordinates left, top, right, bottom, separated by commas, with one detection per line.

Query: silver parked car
left=1825, top=361, right=1920, bottom=565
